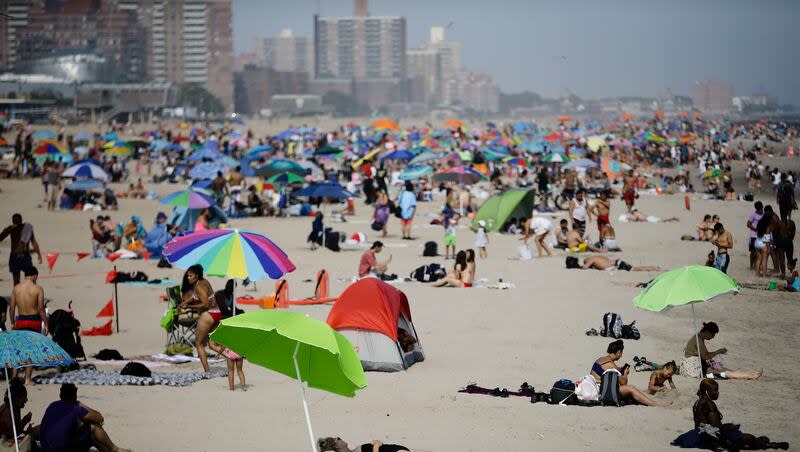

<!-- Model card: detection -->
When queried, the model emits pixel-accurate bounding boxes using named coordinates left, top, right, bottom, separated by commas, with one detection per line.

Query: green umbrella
left=267, top=171, right=305, bottom=185
left=314, top=145, right=344, bottom=156
left=542, top=152, right=569, bottom=163
left=210, top=310, right=367, bottom=451
left=634, top=265, right=739, bottom=376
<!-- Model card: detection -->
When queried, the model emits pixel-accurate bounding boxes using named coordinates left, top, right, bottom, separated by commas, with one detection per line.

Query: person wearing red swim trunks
left=592, top=190, right=612, bottom=235
left=623, top=170, right=637, bottom=212
left=10, top=266, right=46, bottom=384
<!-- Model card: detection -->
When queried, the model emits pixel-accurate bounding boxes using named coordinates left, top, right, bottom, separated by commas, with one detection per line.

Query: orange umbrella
left=654, top=111, right=665, bottom=119
left=679, top=135, right=697, bottom=144
left=693, top=113, right=702, bottom=119
left=558, top=115, right=572, bottom=122
left=676, top=112, right=689, bottom=119
left=371, top=119, right=399, bottom=130
left=443, top=119, right=463, bottom=128
left=621, top=113, right=634, bottom=121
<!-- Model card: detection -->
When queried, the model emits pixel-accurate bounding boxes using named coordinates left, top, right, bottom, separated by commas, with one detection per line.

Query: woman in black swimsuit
left=317, top=436, right=428, bottom=452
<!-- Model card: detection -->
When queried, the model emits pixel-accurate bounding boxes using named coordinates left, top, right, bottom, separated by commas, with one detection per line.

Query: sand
left=1, top=154, right=799, bottom=451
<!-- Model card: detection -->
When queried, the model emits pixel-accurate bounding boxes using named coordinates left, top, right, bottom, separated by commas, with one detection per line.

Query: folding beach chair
left=161, top=286, right=197, bottom=347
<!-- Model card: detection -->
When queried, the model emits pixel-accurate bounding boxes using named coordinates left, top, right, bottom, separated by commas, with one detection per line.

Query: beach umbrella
left=104, top=142, right=133, bottom=156
left=380, top=150, right=414, bottom=161
left=371, top=119, right=399, bottom=131
left=398, top=165, right=434, bottom=181
left=542, top=152, right=569, bottom=163
left=557, top=115, right=572, bottom=122
left=33, top=139, right=67, bottom=156
left=65, top=179, right=105, bottom=191
left=103, top=133, right=119, bottom=142
left=601, top=157, right=624, bottom=180
left=482, top=147, right=510, bottom=161
left=633, top=266, right=739, bottom=377
left=702, top=169, right=722, bottom=180
left=432, top=166, right=486, bottom=185
left=188, top=162, right=223, bottom=180
left=543, top=132, right=563, bottom=142
left=276, top=129, right=299, bottom=140
left=443, top=119, right=463, bottom=128
left=32, top=130, right=56, bottom=141
left=562, top=158, right=598, bottom=170
left=520, top=141, right=546, bottom=154
left=256, top=159, right=305, bottom=177
left=409, top=151, right=439, bottom=166
left=73, top=131, right=92, bottom=143
left=187, top=147, right=222, bottom=162
left=292, top=182, right=357, bottom=199
left=160, top=189, right=215, bottom=209
left=210, top=310, right=366, bottom=451
left=314, top=145, right=344, bottom=156
left=267, top=172, right=305, bottom=186
left=62, top=161, right=109, bottom=181
left=0, top=330, right=75, bottom=452
left=504, top=157, right=528, bottom=168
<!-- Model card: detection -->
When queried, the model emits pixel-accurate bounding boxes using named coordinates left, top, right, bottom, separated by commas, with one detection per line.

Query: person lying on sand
left=318, top=436, right=429, bottom=452
left=590, top=340, right=670, bottom=407
left=648, top=361, right=677, bottom=395
left=619, top=209, right=679, bottom=223
left=682, top=321, right=763, bottom=380
left=567, top=255, right=661, bottom=272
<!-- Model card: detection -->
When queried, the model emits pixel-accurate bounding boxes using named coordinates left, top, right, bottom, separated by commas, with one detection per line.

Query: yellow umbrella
left=351, top=148, right=381, bottom=170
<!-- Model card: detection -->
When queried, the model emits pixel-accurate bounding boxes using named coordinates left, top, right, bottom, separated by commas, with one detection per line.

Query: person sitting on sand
left=398, top=328, right=417, bottom=353
left=430, top=250, right=469, bottom=287
left=682, top=321, right=763, bottom=380
left=464, top=249, right=476, bottom=286
left=0, top=378, right=38, bottom=443
left=358, top=241, right=391, bottom=278
left=40, top=383, right=131, bottom=452
left=779, top=267, right=799, bottom=292
left=648, top=361, right=677, bottom=395
left=672, top=379, right=788, bottom=450
left=554, top=219, right=569, bottom=249
left=619, top=209, right=679, bottom=223
left=318, top=436, right=428, bottom=452
left=566, top=224, right=603, bottom=253
left=568, top=255, right=661, bottom=272
left=179, top=265, right=219, bottom=373
left=596, top=223, right=620, bottom=251
left=590, top=340, right=670, bottom=407
left=696, top=214, right=714, bottom=241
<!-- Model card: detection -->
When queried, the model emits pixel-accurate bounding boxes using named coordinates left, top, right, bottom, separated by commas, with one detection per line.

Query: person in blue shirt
left=397, top=181, right=417, bottom=240
left=145, top=212, right=174, bottom=257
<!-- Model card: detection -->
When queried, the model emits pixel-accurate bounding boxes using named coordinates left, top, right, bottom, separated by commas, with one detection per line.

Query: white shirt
left=572, top=198, right=589, bottom=222
left=530, top=216, right=552, bottom=236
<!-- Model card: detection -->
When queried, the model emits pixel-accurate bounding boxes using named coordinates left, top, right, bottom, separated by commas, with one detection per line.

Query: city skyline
left=232, top=0, right=800, bottom=105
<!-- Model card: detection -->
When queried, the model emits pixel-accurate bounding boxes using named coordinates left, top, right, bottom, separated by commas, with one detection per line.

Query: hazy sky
left=232, top=0, right=800, bottom=105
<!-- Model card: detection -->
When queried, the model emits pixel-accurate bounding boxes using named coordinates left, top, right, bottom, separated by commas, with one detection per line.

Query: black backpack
left=565, top=256, right=581, bottom=269
left=48, top=309, right=86, bottom=360
left=548, top=379, right=577, bottom=405
left=121, top=361, right=152, bottom=378
left=599, top=369, right=622, bottom=406
left=423, top=241, right=438, bottom=257
left=621, top=321, right=641, bottom=340
left=409, top=264, right=446, bottom=282
left=601, top=312, right=623, bottom=338
left=94, top=349, right=124, bottom=361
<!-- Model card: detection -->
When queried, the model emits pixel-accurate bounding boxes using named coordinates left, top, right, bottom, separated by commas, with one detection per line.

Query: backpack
left=48, top=309, right=86, bottom=360
left=621, top=321, right=641, bottom=340
left=120, top=361, right=152, bottom=378
left=565, top=256, right=581, bottom=269
left=410, top=264, right=446, bottom=282
left=423, top=241, right=438, bottom=257
left=601, top=312, right=623, bottom=339
left=94, top=349, right=124, bottom=361
left=599, top=369, right=622, bottom=406
left=548, top=379, right=577, bottom=405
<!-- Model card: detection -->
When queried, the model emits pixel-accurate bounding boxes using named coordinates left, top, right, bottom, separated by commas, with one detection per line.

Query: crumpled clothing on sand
left=33, top=367, right=228, bottom=387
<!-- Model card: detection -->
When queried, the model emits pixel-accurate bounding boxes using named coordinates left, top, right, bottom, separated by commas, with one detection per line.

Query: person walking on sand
left=591, top=190, right=611, bottom=236
left=397, top=181, right=417, bottom=240
left=623, top=170, right=637, bottom=212
left=0, top=214, right=43, bottom=286
left=10, top=266, right=47, bottom=385
left=475, top=220, right=489, bottom=259
left=711, top=223, right=732, bottom=274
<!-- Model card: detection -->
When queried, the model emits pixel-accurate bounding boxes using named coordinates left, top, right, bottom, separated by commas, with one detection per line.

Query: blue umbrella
left=103, top=133, right=119, bottom=142
left=276, top=129, right=299, bottom=140
left=62, top=161, right=109, bottom=181
left=409, top=151, right=440, bottom=166
left=187, top=147, right=222, bottom=162
left=247, top=145, right=273, bottom=157
left=255, top=159, right=305, bottom=177
left=65, top=179, right=105, bottom=191
left=189, top=162, right=224, bottom=180
left=292, top=182, right=357, bottom=199
left=562, top=158, right=599, bottom=170
left=381, top=150, right=414, bottom=161
left=0, top=330, right=75, bottom=451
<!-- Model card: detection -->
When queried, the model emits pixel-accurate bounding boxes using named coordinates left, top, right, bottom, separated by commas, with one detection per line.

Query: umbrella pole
left=4, top=367, right=20, bottom=452
left=692, top=303, right=703, bottom=379
left=293, top=342, right=318, bottom=452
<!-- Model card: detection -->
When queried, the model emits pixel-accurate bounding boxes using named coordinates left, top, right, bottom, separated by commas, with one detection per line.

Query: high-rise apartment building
left=253, top=29, right=314, bottom=74
left=406, top=47, right=441, bottom=104
left=354, top=0, right=368, bottom=17
left=693, top=80, right=733, bottom=113
left=0, top=0, right=31, bottom=72
left=314, top=14, right=406, bottom=80
left=426, top=26, right=460, bottom=79
left=442, top=71, right=500, bottom=113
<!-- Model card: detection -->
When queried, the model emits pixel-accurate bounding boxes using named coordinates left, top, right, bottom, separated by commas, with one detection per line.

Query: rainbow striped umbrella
left=33, top=139, right=67, bottom=156
left=160, top=189, right=216, bottom=209
left=504, top=157, right=528, bottom=168
left=163, top=229, right=295, bottom=281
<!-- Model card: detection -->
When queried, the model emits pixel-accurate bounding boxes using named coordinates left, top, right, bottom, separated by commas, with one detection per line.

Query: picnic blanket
left=33, top=367, right=227, bottom=386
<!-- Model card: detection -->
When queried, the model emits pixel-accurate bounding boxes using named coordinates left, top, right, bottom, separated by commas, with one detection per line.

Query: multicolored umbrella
left=399, top=165, right=434, bottom=181
left=432, top=166, right=486, bottom=185
left=256, top=159, right=305, bottom=177
left=381, top=150, right=414, bottom=161
left=210, top=310, right=366, bottom=451
left=562, top=158, right=598, bottom=170
left=160, top=189, right=215, bottom=209
left=409, top=151, right=439, bottom=166
left=504, top=157, right=528, bottom=168
left=601, top=157, right=624, bottom=180
left=314, top=145, right=344, bottom=156
left=1, top=330, right=75, bottom=451
left=542, top=152, right=569, bottom=163
left=163, top=228, right=295, bottom=281
left=34, top=139, right=67, bottom=156
left=62, top=161, right=109, bottom=181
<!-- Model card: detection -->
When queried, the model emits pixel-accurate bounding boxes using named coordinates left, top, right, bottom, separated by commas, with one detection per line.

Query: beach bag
left=121, top=361, right=151, bottom=378
left=599, top=369, right=622, bottom=406
left=165, top=343, right=193, bottom=356
left=548, top=379, right=577, bottom=405
left=371, top=221, right=383, bottom=231
left=410, top=264, right=446, bottom=282
left=680, top=356, right=703, bottom=378
left=574, top=375, right=600, bottom=402
left=94, top=349, right=124, bottom=361
left=565, top=256, right=581, bottom=269
left=600, top=312, right=623, bottom=339
left=517, top=245, right=532, bottom=261
left=423, top=241, right=438, bottom=257
left=621, top=321, right=641, bottom=340
left=160, top=307, right=176, bottom=331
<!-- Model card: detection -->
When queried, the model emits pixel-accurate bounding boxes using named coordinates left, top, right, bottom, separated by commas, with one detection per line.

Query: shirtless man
left=566, top=225, right=603, bottom=253
left=211, top=171, right=228, bottom=206
left=0, top=214, right=43, bottom=286
left=623, top=170, right=636, bottom=212
left=554, top=219, right=570, bottom=249
left=229, top=166, right=245, bottom=187
left=10, top=266, right=46, bottom=384
left=711, top=222, right=733, bottom=274
left=591, top=190, right=611, bottom=236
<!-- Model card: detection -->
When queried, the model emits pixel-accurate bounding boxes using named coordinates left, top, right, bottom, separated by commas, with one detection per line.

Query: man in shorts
left=10, top=266, right=46, bottom=384
left=0, top=213, right=43, bottom=286
left=711, top=223, right=733, bottom=274
left=522, top=215, right=553, bottom=257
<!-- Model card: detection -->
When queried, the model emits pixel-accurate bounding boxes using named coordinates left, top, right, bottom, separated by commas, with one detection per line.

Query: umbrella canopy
left=443, top=119, right=464, bottom=128
left=398, top=165, right=433, bottom=181
left=409, top=151, right=439, bottom=166
left=34, top=140, right=67, bottom=156
left=633, top=266, right=739, bottom=312
left=432, top=166, right=485, bottom=185
left=32, top=130, right=57, bottom=141
left=601, top=157, right=624, bottom=179
left=62, top=161, right=109, bottom=181
left=164, top=228, right=295, bottom=281
left=65, top=179, right=105, bottom=191
left=314, top=145, right=344, bottom=156
left=562, top=158, right=598, bottom=170
left=292, top=182, right=356, bottom=199
left=256, top=159, right=305, bottom=177
left=381, top=150, right=414, bottom=161
left=187, top=147, right=222, bottom=162
left=504, top=156, right=528, bottom=168
left=371, top=119, right=399, bottom=130
left=702, top=169, right=722, bottom=180
left=267, top=172, right=305, bottom=186
left=188, top=162, right=224, bottom=180
left=542, top=152, right=570, bottom=163
left=160, top=189, right=216, bottom=209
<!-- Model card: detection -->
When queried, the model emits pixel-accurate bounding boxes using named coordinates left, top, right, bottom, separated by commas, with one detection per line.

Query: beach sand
left=1, top=155, right=799, bottom=451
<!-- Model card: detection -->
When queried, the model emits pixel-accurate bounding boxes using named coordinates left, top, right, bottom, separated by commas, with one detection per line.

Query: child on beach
left=443, top=212, right=459, bottom=259
left=475, top=220, right=489, bottom=258
left=648, top=361, right=677, bottom=394
left=222, top=347, right=246, bottom=391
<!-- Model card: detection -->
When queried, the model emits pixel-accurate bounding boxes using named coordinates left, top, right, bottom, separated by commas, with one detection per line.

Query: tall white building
left=253, top=29, right=314, bottom=74
left=0, top=1, right=31, bottom=72
left=426, top=27, right=460, bottom=79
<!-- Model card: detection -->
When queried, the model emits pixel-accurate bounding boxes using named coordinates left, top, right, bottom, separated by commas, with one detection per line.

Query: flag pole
left=114, top=265, right=119, bottom=333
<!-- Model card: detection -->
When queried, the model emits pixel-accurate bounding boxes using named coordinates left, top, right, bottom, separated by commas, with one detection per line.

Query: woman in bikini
left=179, top=265, right=220, bottom=372
left=590, top=340, right=669, bottom=406
left=430, top=251, right=468, bottom=287
left=463, top=249, right=476, bottom=287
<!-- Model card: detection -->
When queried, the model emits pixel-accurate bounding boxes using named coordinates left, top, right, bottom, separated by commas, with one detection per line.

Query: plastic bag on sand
left=517, top=245, right=532, bottom=260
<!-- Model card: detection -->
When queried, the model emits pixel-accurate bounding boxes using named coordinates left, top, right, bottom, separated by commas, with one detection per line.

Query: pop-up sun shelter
left=326, top=279, right=424, bottom=372
left=471, top=188, right=535, bottom=232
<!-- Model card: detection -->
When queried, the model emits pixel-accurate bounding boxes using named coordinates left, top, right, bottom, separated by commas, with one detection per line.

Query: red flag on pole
left=45, top=253, right=59, bottom=272
left=141, top=250, right=151, bottom=261
left=96, top=298, right=114, bottom=318
left=105, top=269, right=118, bottom=284
left=107, top=253, right=121, bottom=263
left=81, top=320, right=113, bottom=336
left=76, top=252, right=90, bottom=262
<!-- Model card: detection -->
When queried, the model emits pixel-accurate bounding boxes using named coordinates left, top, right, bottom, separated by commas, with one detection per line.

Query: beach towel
left=119, top=278, right=176, bottom=287
left=32, top=367, right=228, bottom=387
